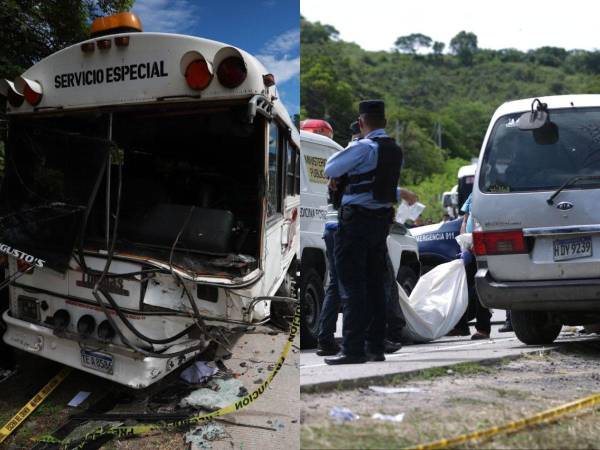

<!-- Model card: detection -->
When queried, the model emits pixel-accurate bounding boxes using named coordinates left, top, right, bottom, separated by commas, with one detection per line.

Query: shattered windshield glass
left=480, top=107, right=600, bottom=193
left=0, top=116, right=109, bottom=272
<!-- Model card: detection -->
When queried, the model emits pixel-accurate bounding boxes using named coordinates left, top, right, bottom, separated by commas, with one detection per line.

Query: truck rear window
left=480, top=108, right=600, bottom=193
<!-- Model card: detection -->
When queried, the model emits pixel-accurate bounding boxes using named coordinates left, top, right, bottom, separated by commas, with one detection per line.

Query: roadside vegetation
left=301, top=18, right=600, bottom=220
left=301, top=348, right=600, bottom=449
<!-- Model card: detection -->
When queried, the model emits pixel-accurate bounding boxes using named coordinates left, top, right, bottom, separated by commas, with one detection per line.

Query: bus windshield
left=0, top=105, right=266, bottom=276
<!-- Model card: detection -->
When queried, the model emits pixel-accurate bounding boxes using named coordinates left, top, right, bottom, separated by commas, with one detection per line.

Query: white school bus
left=0, top=13, right=300, bottom=388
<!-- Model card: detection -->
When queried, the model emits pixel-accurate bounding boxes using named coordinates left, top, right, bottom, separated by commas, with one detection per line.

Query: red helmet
left=300, top=119, right=333, bottom=139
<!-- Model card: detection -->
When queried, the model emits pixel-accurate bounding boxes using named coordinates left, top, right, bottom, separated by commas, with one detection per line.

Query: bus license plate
left=81, top=349, right=114, bottom=374
left=553, top=236, right=592, bottom=261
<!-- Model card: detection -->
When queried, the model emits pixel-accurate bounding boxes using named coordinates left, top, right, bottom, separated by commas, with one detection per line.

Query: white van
left=472, top=94, right=600, bottom=344
left=299, top=130, right=420, bottom=348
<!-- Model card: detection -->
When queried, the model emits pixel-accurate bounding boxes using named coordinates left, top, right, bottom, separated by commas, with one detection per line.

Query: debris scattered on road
left=329, top=406, right=359, bottom=422
left=185, top=422, right=227, bottom=449
left=371, top=412, right=405, bottom=423
left=67, top=391, right=91, bottom=407
left=180, top=361, right=219, bottom=384
left=180, top=378, right=246, bottom=410
left=368, top=386, right=421, bottom=394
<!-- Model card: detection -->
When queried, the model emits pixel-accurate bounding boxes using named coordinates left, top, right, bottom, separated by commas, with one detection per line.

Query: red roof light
left=217, top=56, right=247, bottom=88
left=185, top=59, right=212, bottom=90
left=300, top=119, right=334, bottom=139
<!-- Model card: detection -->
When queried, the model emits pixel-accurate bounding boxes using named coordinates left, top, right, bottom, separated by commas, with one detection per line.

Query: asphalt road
left=300, top=310, right=598, bottom=390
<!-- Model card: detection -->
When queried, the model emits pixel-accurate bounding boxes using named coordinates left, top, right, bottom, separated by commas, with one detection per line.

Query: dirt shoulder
left=301, top=343, right=600, bottom=449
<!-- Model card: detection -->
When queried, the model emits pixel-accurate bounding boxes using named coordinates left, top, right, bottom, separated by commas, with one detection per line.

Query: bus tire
left=512, top=310, right=562, bottom=345
left=300, top=268, right=324, bottom=349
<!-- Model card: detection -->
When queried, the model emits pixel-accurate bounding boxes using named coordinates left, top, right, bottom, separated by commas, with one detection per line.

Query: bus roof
left=3, top=31, right=297, bottom=143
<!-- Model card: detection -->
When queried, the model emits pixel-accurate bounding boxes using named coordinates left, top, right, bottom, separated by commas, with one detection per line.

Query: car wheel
left=512, top=310, right=562, bottom=345
left=396, top=267, right=418, bottom=296
left=300, top=268, right=324, bottom=349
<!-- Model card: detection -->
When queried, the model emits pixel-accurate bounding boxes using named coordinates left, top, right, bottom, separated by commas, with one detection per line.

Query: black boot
left=324, top=354, right=367, bottom=365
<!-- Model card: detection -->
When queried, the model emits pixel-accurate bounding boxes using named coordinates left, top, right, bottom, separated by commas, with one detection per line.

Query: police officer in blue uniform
left=323, top=100, right=403, bottom=365
left=316, top=121, right=362, bottom=356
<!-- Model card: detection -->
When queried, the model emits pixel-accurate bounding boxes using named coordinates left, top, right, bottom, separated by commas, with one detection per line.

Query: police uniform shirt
left=324, top=128, right=393, bottom=209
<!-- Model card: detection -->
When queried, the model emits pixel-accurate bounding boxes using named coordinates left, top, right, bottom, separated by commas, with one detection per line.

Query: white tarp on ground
left=399, top=259, right=468, bottom=343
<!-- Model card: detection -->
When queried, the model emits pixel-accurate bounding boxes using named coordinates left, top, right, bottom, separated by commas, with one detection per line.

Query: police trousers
left=317, top=226, right=341, bottom=347
left=335, top=205, right=393, bottom=356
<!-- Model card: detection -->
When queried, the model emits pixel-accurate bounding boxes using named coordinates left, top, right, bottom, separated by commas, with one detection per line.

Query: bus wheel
left=271, top=272, right=296, bottom=329
left=300, top=268, right=323, bottom=349
left=512, top=311, right=562, bottom=345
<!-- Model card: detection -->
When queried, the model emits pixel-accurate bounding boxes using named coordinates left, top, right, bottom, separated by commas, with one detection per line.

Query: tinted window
left=285, top=140, right=297, bottom=196
left=480, top=108, right=600, bottom=193
left=267, top=124, right=281, bottom=216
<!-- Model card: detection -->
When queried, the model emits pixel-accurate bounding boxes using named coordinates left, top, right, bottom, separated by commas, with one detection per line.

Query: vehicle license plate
left=81, top=349, right=114, bottom=374
left=553, top=236, right=592, bottom=261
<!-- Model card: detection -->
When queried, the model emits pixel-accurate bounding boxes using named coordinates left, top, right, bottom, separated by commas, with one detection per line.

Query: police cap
left=359, top=99, right=385, bottom=116
left=349, top=121, right=360, bottom=135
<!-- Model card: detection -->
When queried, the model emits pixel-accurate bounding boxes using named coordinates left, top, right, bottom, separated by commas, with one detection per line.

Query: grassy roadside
left=301, top=349, right=600, bottom=449
left=302, top=408, right=600, bottom=449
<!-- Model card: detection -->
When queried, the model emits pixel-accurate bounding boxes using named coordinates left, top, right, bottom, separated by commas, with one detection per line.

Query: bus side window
left=267, top=123, right=282, bottom=217
left=285, top=140, right=297, bottom=197
left=294, top=148, right=300, bottom=195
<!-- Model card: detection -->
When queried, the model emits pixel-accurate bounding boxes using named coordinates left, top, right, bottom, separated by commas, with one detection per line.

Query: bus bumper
left=2, top=310, right=202, bottom=388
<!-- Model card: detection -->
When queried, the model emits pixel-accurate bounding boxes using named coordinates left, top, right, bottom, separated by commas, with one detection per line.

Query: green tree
left=529, top=46, right=567, bottom=67
left=432, top=41, right=445, bottom=56
left=300, top=56, right=355, bottom=143
left=394, top=33, right=432, bottom=54
left=449, top=31, right=478, bottom=65
left=300, top=17, right=339, bottom=44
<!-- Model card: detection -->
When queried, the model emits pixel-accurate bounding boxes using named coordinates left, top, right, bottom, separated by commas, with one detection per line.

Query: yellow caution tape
left=0, top=366, right=71, bottom=444
left=408, top=391, right=600, bottom=450
left=38, top=304, right=300, bottom=449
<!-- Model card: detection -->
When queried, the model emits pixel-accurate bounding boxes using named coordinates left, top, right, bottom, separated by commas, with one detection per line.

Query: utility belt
left=339, top=204, right=394, bottom=222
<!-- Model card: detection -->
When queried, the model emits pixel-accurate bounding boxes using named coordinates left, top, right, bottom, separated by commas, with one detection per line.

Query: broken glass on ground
left=180, top=377, right=246, bottom=410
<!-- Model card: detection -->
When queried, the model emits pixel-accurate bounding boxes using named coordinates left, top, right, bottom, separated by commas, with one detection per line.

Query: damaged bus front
left=0, top=13, right=300, bottom=388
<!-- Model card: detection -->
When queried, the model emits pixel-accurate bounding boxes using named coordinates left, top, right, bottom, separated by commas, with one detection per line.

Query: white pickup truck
left=299, top=130, right=420, bottom=348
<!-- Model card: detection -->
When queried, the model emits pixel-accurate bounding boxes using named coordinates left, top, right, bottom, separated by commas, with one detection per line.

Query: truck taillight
left=217, top=56, right=247, bottom=88
left=473, top=230, right=527, bottom=256
left=185, top=59, right=212, bottom=90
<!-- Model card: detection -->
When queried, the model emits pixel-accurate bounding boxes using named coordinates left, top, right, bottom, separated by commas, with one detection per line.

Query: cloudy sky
left=132, top=0, right=299, bottom=116
left=301, top=0, right=600, bottom=53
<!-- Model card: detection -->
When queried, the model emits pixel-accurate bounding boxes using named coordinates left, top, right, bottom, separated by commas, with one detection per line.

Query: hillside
left=301, top=18, right=600, bottom=219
